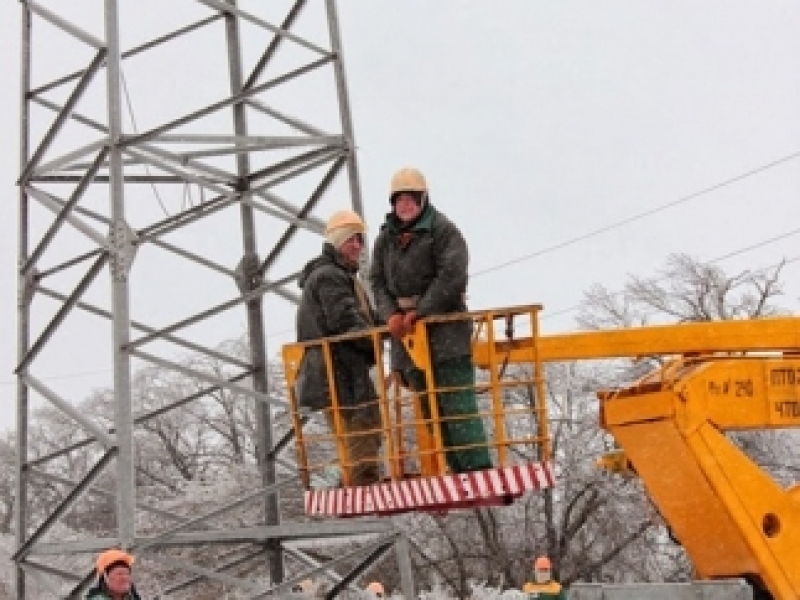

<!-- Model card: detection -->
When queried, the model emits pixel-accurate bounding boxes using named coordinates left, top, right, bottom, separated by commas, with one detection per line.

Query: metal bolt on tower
left=13, top=1, right=415, bottom=597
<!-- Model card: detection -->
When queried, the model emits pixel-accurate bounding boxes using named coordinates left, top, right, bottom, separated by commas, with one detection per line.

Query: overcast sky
left=1, top=1, right=800, bottom=433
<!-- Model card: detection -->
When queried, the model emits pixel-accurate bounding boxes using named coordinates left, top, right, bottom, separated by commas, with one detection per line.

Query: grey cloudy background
left=1, top=1, right=799, bottom=432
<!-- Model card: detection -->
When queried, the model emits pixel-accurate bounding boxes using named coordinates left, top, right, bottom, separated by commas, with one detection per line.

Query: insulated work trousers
left=325, top=405, right=382, bottom=486
left=405, top=355, right=493, bottom=473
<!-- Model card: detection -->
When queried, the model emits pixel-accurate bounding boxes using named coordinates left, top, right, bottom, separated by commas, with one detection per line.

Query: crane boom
left=471, top=315, right=800, bottom=364
left=470, top=310, right=800, bottom=599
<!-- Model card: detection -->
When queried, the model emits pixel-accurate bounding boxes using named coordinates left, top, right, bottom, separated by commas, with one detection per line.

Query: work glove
left=402, top=310, right=418, bottom=334
left=387, top=313, right=406, bottom=339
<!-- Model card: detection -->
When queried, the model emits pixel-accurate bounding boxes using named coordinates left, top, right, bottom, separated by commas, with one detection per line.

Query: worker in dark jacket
left=369, top=167, right=491, bottom=473
left=86, top=549, right=143, bottom=600
left=295, top=210, right=381, bottom=486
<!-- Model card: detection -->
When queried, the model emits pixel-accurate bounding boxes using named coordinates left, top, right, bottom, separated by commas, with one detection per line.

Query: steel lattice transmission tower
left=13, top=1, right=415, bottom=597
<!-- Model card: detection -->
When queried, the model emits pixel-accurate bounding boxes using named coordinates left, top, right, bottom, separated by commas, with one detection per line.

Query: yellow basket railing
left=281, top=304, right=551, bottom=488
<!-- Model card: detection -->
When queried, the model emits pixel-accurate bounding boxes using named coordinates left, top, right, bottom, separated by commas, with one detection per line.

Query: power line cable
left=470, top=150, right=800, bottom=278
left=8, top=155, right=799, bottom=388
left=541, top=251, right=800, bottom=324
left=120, top=70, right=170, bottom=217
left=0, top=368, right=113, bottom=387
left=707, top=228, right=800, bottom=264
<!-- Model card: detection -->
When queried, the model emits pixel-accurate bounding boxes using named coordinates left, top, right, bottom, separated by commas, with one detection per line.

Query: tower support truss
left=14, top=2, right=414, bottom=597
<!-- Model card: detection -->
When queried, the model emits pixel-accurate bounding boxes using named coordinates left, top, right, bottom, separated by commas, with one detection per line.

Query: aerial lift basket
left=281, top=305, right=554, bottom=518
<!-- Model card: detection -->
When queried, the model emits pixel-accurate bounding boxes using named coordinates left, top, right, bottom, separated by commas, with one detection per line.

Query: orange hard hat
left=534, top=555, right=552, bottom=570
left=324, top=210, right=366, bottom=235
left=95, top=549, right=134, bottom=575
left=366, top=580, right=385, bottom=595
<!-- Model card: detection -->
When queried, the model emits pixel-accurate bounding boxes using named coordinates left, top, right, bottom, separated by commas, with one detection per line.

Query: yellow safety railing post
left=282, top=345, right=310, bottom=488
left=411, top=387, right=438, bottom=476
left=417, top=321, right=447, bottom=475
left=486, top=311, right=508, bottom=466
left=530, top=306, right=550, bottom=462
left=404, top=320, right=447, bottom=475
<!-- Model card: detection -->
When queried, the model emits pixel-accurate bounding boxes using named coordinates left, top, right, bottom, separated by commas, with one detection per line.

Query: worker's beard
left=534, top=570, right=551, bottom=584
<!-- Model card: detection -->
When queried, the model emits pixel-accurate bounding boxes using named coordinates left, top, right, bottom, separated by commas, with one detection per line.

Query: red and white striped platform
left=304, top=461, right=555, bottom=518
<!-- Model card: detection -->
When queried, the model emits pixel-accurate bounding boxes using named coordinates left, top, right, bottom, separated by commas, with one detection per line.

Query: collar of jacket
left=382, top=204, right=436, bottom=233
left=86, top=583, right=142, bottom=600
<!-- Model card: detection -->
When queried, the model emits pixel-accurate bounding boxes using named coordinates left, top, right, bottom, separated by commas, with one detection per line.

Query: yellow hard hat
left=325, top=210, right=366, bottom=235
left=390, top=167, right=427, bottom=200
left=95, top=548, right=134, bottom=575
left=534, top=555, right=552, bottom=570
left=366, top=580, right=385, bottom=595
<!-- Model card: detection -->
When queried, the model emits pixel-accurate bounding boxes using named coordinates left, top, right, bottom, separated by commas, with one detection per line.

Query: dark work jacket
left=369, top=205, right=472, bottom=371
left=295, top=243, right=377, bottom=410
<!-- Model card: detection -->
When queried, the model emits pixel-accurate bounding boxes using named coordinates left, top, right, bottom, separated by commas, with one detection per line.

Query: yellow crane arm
left=470, top=311, right=800, bottom=599
left=473, top=315, right=800, bottom=365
